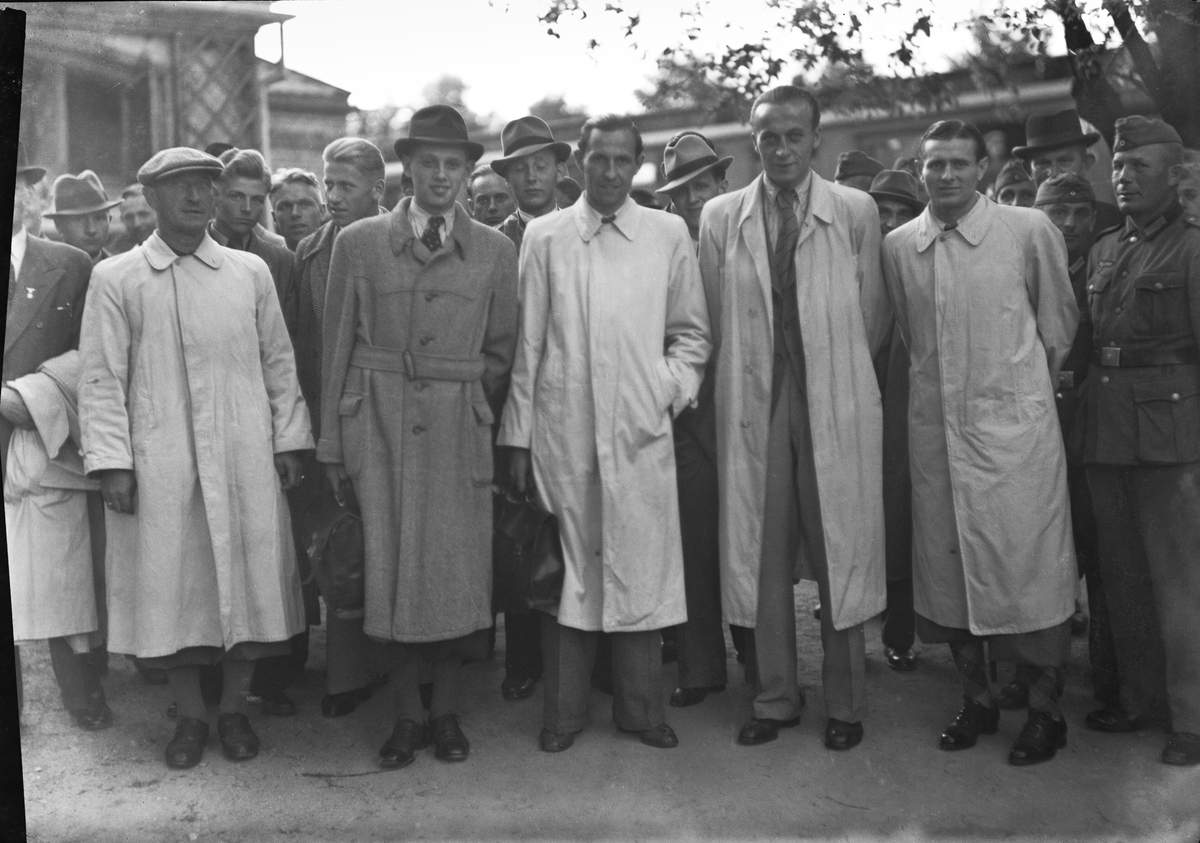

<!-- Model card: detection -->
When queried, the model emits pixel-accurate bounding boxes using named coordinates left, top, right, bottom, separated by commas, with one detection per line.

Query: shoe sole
left=434, top=749, right=469, bottom=761
left=1008, top=734, right=1067, bottom=766
left=378, top=752, right=417, bottom=770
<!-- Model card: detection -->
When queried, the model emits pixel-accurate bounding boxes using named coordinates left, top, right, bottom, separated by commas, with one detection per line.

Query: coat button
left=1155, top=282, right=1164, bottom=290
left=425, top=292, right=437, bottom=301
left=740, top=420, right=750, bottom=429
left=1172, top=393, right=1180, bottom=401
left=1101, top=376, right=1110, bottom=384
left=949, top=547, right=957, bottom=555
left=419, top=336, right=434, bottom=346
left=414, top=382, right=425, bottom=392
left=35, top=321, right=43, bottom=328
left=412, top=425, right=426, bottom=434
left=1114, top=306, right=1123, bottom=314
left=748, top=308, right=757, bottom=317
left=1088, top=285, right=1095, bottom=291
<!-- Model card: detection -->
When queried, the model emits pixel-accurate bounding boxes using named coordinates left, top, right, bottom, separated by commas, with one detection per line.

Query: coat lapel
left=736, top=175, right=773, bottom=315
left=5, top=239, right=62, bottom=355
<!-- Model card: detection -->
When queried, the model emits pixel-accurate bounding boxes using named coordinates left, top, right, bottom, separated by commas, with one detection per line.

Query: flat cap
left=835, top=150, right=884, bottom=182
left=994, top=159, right=1034, bottom=193
left=1113, top=116, right=1183, bottom=152
left=137, top=147, right=225, bottom=186
left=1035, top=173, right=1096, bottom=206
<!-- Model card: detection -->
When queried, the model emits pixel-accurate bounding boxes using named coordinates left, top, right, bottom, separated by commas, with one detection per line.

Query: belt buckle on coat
left=1100, top=347, right=1121, bottom=367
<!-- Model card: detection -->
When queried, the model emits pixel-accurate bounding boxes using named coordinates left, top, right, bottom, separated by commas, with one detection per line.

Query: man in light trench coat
left=79, top=147, right=312, bottom=770
left=501, top=113, right=711, bottom=753
left=882, top=119, right=1079, bottom=766
left=699, top=84, right=890, bottom=752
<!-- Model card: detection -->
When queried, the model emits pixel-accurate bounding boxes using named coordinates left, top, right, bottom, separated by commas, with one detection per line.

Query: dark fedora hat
left=1012, top=109, right=1101, bottom=158
left=16, top=141, right=46, bottom=184
left=393, top=105, right=484, bottom=161
left=868, top=170, right=925, bottom=214
left=655, top=134, right=734, bottom=195
left=490, top=116, right=571, bottom=177
left=44, top=170, right=123, bottom=217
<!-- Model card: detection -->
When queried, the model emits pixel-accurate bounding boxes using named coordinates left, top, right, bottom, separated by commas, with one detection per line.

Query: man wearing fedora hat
left=78, top=146, right=311, bottom=770
left=318, top=104, right=519, bottom=769
left=6, top=141, right=102, bottom=731
left=834, top=150, right=885, bottom=193
left=492, top=115, right=572, bottom=253
left=488, top=115, right=572, bottom=703
left=43, top=171, right=122, bottom=266
left=656, top=131, right=732, bottom=249
left=1013, top=108, right=1122, bottom=230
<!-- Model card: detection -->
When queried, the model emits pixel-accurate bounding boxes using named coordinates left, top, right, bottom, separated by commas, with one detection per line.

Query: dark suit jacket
left=3, top=234, right=93, bottom=464
left=210, top=224, right=298, bottom=336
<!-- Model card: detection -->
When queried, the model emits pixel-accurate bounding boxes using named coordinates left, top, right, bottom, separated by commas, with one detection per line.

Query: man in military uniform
left=1081, top=116, right=1200, bottom=767
left=992, top=159, right=1037, bottom=207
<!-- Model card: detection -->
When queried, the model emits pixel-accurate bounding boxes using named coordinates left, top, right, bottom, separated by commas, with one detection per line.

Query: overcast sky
left=255, top=0, right=1033, bottom=127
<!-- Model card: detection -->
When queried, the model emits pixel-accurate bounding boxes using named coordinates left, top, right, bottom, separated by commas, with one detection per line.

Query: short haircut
left=270, top=168, right=323, bottom=199
left=220, top=149, right=272, bottom=191
left=322, top=137, right=386, bottom=183
left=578, top=114, right=643, bottom=158
left=466, top=163, right=499, bottom=199
left=750, top=85, right=821, bottom=130
left=1182, top=161, right=1200, bottom=182
left=120, top=183, right=145, bottom=200
left=919, top=120, right=988, bottom=162
left=556, top=177, right=582, bottom=204
left=667, top=130, right=728, bottom=181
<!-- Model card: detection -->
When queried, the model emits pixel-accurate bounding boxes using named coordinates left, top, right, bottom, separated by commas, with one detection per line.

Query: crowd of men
left=7, top=86, right=1200, bottom=776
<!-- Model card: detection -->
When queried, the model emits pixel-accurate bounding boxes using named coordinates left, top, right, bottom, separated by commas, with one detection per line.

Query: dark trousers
left=542, top=614, right=665, bottom=734
left=379, top=634, right=483, bottom=722
left=249, top=630, right=311, bottom=697
left=47, top=638, right=104, bottom=712
left=880, top=330, right=915, bottom=654
left=503, top=611, right=543, bottom=682
left=881, top=577, right=915, bottom=652
left=1087, top=462, right=1200, bottom=733
left=1067, top=460, right=1119, bottom=704
left=672, top=424, right=727, bottom=690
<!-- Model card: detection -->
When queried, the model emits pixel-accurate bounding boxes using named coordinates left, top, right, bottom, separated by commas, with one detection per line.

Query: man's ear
left=573, top=147, right=585, bottom=169
left=372, top=179, right=385, bottom=201
left=1083, top=151, right=1096, bottom=170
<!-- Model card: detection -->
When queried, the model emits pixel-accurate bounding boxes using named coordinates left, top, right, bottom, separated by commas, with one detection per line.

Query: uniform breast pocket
left=1132, top=376, right=1200, bottom=464
left=1133, top=271, right=1187, bottom=334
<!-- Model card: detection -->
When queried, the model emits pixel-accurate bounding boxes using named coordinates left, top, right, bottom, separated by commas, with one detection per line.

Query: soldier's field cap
left=1113, top=116, right=1183, bottom=152
left=137, top=147, right=225, bottom=186
left=835, top=150, right=884, bottom=182
left=994, top=159, right=1034, bottom=193
left=1035, top=173, right=1096, bottom=207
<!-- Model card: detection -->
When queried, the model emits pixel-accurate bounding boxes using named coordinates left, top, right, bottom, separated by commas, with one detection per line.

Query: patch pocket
left=469, top=399, right=495, bottom=487
left=1133, top=271, right=1186, bottom=334
left=338, top=393, right=365, bottom=475
left=1132, top=378, right=1200, bottom=464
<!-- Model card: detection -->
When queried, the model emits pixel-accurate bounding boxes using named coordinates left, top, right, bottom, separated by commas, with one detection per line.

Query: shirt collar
left=10, top=226, right=28, bottom=276
left=1120, top=200, right=1183, bottom=242
left=409, top=199, right=456, bottom=244
left=575, top=195, right=638, bottom=242
left=142, top=230, right=224, bottom=271
left=914, top=192, right=990, bottom=252
left=762, top=170, right=812, bottom=207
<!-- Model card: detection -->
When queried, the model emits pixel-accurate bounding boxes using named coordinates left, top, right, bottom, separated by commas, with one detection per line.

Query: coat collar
left=295, top=219, right=338, bottom=263
left=1119, top=200, right=1183, bottom=243
left=736, top=171, right=834, bottom=230
left=389, top=197, right=474, bottom=258
left=573, top=195, right=641, bottom=242
left=142, top=231, right=224, bottom=271
left=914, top=193, right=991, bottom=252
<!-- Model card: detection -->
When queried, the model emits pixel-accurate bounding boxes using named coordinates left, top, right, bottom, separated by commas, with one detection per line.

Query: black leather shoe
left=165, top=717, right=209, bottom=769
left=1085, top=706, right=1150, bottom=733
left=321, top=685, right=372, bottom=718
left=940, top=697, right=1000, bottom=751
left=1161, top=732, right=1200, bottom=766
left=1009, top=710, right=1067, bottom=765
left=430, top=714, right=469, bottom=761
left=884, top=647, right=918, bottom=672
left=997, top=680, right=1029, bottom=710
left=217, top=713, right=260, bottom=761
left=539, top=728, right=576, bottom=752
left=620, top=722, right=679, bottom=749
left=737, top=716, right=801, bottom=746
left=259, top=690, right=296, bottom=717
left=378, top=718, right=428, bottom=769
left=500, top=675, right=539, bottom=701
left=669, top=685, right=725, bottom=707
left=824, top=718, right=864, bottom=751
left=72, top=695, right=113, bottom=731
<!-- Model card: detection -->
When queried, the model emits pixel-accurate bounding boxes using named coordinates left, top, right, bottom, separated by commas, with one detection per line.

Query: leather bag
left=492, top=491, right=564, bottom=614
left=305, top=489, right=365, bottom=620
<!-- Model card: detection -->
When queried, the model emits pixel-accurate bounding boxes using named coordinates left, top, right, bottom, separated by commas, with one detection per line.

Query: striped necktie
left=771, top=188, right=799, bottom=289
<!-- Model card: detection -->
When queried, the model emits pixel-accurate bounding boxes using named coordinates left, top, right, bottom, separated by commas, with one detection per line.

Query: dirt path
left=16, top=583, right=1200, bottom=842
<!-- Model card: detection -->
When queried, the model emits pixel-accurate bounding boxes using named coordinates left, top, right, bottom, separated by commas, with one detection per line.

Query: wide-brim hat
left=16, top=141, right=46, bottom=184
left=835, top=150, right=884, bottom=183
left=490, top=116, right=571, bottom=177
left=137, top=147, right=225, bottom=186
left=868, top=170, right=925, bottom=214
left=393, top=105, right=484, bottom=160
left=1012, top=109, right=1101, bottom=158
left=655, top=134, right=734, bottom=195
left=43, top=170, right=122, bottom=217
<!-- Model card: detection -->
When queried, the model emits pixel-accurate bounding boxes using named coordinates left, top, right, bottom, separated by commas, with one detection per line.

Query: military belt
left=1092, top=347, right=1200, bottom=368
left=350, top=344, right=485, bottom=381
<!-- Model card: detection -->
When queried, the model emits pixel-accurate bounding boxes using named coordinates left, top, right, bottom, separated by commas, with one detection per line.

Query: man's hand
left=509, top=447, right=532, bottom=496
left=100, top=469, right=137, bottom=515
left=274, top=451, right=303, bottom=491
left=326, top=463, right=352, bottom=506
left=0, top=386, right=34, bottom=429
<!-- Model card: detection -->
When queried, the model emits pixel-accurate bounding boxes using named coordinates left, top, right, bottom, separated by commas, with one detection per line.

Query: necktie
left=420, top=215, right=445, bottom=252
left=8, top=260, right=17, bottom=309
left=771, top=188, right=800, bottom=289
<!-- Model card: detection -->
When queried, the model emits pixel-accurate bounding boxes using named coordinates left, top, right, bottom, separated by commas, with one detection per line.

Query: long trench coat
left=498, top=197, right=711, bottom=633
left=79, top=233, right=311, bottom=657
left=6, top=351, right=99, bottom=644
left=698, top=173, right=891, bottom=632
left=316, top=200, right=519, bottom=643
left=881, top=196, right=1078, bottom=635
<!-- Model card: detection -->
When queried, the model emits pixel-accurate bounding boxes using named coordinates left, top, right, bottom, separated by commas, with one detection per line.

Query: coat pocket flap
left=338, top=394, right=364, bottom=416
left=472, top=399, right=494, bottom=426
left=1132, top=271, right=1184, bottom=292
left=1132, top=378, right=1200, bottom=404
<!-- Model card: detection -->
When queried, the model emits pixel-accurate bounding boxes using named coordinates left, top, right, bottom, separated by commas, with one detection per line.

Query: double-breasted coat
left=498, top=197, right=711, bottom=633
left=316, top=200, right=519, bottom=643
left=79, top=233, right=311, bottom=657
left=698, top=173, right=891, bottom=632
left=882, top=196, right=1078, bottom=635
